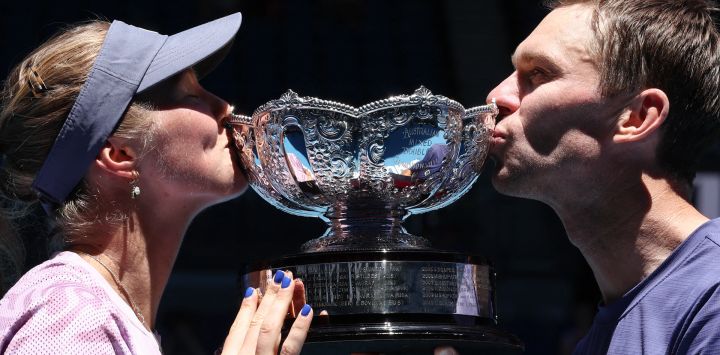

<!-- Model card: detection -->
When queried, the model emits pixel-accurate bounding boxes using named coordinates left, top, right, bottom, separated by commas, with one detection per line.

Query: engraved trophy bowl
left=227, top=87, right=523, bottom=354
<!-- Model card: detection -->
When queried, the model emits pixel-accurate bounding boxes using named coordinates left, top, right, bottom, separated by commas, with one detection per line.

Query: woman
left=0, top=13, right=313, bottom=354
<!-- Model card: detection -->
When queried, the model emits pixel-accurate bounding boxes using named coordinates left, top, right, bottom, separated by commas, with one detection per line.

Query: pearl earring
left=130, top=171, right=141, bottom=199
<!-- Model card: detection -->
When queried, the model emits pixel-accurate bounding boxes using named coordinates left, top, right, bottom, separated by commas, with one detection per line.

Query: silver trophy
left=227, top=87, right=522, bottom=354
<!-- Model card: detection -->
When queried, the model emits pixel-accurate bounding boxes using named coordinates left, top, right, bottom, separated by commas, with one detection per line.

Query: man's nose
left=487, top=71, right=520, bottom=118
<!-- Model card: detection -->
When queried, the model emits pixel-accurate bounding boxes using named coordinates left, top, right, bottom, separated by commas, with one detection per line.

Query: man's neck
left=554, top=174, right=708, bottom=304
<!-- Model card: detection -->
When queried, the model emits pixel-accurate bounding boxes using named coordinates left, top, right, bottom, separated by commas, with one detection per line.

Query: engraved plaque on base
left=229, top=87, right=523, bottom=354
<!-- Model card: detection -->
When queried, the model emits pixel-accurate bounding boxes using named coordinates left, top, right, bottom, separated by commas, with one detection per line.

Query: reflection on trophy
left=227, top=87, right=523, bottom=354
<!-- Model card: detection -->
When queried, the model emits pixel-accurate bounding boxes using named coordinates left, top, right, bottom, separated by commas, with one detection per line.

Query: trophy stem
left=300, top=205, right=431, bottom=252
left=237, top=89, right=521, bottom=353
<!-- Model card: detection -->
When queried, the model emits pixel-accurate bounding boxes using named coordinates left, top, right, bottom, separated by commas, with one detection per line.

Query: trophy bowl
left=227, top=87, right=523, bottom=354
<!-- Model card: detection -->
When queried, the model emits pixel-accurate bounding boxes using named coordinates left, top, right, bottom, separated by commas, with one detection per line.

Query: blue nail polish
left=273, top=270, right=284, bottom=284
left=281, top=275, right=292, bottom=288
left=301, top=304, right=312, bottom=316
left=244, top=287, right=254, bottom=298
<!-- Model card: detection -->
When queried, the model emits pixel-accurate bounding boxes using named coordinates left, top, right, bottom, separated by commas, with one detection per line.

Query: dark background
left=3, top=1, right=718, bottom=354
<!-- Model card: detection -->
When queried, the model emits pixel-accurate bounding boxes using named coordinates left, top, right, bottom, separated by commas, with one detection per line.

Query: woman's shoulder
left=0, top=252, right=140, bottom=353
left=0, top=251, right=112, bottom=324
left=2, top=251, right=100, bottom=300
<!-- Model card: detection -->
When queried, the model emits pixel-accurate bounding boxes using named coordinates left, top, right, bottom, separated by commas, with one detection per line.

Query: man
left=486, top=0, right=720, bottom=353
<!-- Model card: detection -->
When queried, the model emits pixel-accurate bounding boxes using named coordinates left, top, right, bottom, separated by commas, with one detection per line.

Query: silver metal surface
left=243, top=260, right=493, bottom=317
left=228, top=87, right=497, bottom=251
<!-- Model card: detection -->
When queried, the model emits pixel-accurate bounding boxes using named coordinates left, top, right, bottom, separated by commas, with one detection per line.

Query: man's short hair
left=545, top=0, right=720, bottom=183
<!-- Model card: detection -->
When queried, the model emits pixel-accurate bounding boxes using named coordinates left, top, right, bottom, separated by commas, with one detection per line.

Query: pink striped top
left=0, top=251, right=162, bottom=354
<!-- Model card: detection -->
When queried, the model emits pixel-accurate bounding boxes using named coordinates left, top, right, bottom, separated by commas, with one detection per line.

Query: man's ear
left=95, top=137, right=138, bottom=179
left=613, top=88, right=669, bottom=143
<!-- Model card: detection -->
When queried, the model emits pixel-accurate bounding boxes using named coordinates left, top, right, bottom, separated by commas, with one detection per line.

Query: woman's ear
left=95, top=137, right=138, bottom=179
left=613, top=88, right=669, bottom=143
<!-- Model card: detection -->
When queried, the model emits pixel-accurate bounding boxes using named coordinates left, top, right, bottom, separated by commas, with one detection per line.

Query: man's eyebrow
left=511, top=50, right=561, bottom=72
left=510, top=50, right=520, bottom=68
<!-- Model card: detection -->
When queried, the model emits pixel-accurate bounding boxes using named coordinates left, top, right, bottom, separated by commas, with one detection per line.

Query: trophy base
left=298, top=315, right=522, bottom=354
left=301, top=231, right=432, bottom=252
left=242, top=249, right=523, bottom=354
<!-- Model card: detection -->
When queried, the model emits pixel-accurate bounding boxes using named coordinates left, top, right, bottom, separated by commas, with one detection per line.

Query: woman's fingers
left=228, top=270, right=315, bottom=355
left=290, top=279, right=306, bottom=317
left=280, top=304, right=313, bottom=355
left=255, top=270, right=297, bottom=355
left=221, top=287, right=259, bottom=355
left=239, top=270, right=284, bottom=354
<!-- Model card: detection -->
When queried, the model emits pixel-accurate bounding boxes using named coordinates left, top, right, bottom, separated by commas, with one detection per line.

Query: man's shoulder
left=645, top=223, right=720, bottom=305
left=598, top=255, right=720, bottom=354
left=704, top=223, right=720, bottom=248
left=606, top=223, right=720, bottom=353
left=672, top=220, right=720, bottom=284
left=693, top=217, right=720, bottom=245
left=671, top=283, right=720, bottom=354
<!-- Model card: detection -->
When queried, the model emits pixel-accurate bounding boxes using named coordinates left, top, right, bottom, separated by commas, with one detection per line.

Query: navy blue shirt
left=574, top=218, right=720, bottom=354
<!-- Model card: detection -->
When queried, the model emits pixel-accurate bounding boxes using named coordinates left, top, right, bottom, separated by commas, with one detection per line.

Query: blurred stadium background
left=2, top=1, right=719, bottom=353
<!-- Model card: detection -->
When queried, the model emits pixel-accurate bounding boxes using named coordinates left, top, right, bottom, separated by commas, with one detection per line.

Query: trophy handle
left=227, top=112, right=254, bottom=126
left=465, top=98, right=498, bottom=117
left=226, top=111, right=320, bottom=218
left=408, top=99, right=497, bottom=214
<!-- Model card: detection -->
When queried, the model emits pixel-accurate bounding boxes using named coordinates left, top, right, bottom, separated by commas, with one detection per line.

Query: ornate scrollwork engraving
left=226, top=88, right=497, bottom=251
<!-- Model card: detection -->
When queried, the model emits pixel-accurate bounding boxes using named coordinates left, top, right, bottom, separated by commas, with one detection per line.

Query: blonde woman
left=0, top=13, right=313, bottom=354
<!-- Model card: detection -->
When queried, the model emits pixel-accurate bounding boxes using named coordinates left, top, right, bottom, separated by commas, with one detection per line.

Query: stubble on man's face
left=488, top=5, right=623, bottom=203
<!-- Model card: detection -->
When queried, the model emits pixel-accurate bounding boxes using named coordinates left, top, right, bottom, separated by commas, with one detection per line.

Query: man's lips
left=490, top=130, right=506, bottom=148
left=488, top=129, right=507, bottom=167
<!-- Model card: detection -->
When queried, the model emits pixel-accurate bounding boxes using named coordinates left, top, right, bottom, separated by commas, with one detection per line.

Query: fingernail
left=244, top=287, right=254, bottom=298
left=301, top=304, right=312, bottom=316
left=273, top=270, right=284, bottom=284
left=281, top=275, right=292, bottom=288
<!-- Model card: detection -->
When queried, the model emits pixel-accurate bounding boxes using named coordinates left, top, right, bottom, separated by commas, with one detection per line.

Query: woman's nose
left=487, top=71, right=521, bottom=118
left=203, top=89, right=231, bottom=123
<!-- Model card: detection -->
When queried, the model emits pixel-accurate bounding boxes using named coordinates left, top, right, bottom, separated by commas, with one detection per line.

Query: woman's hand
left=221, top=270, right=313, bottom=355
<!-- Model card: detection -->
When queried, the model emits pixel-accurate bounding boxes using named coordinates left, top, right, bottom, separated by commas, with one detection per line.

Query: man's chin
left=490, top=174, right=509, bottom=194
left=489, top=168, right=524, bottom=197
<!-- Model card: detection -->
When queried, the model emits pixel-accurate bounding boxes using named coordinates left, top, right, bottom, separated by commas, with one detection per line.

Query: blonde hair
left=0, top=21, right=157, bottom=293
